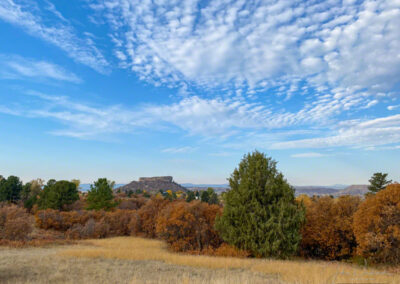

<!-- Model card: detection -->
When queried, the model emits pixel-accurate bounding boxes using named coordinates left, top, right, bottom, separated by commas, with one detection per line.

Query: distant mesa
left=116, top=176, right=187, bottom=193
left=139, top=176, right=173, bottom=183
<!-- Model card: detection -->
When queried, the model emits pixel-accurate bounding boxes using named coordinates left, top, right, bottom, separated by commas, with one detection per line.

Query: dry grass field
left=1, top=236, right=399, bottom=284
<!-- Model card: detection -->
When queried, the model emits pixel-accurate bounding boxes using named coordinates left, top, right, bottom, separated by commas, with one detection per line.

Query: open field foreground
left=0, top=237, right=398, bottom=284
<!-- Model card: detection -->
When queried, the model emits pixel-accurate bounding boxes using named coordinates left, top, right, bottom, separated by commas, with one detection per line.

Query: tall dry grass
left=60, top=237, right=399, bottom=284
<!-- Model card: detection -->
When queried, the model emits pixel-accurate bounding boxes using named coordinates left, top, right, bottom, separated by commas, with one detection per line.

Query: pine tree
left=38, top=180, right=79, bottom=210
left=86, top=178, right=117, bottom=211
left=215, top=151, right=305, bottom=258
left=186, top=191, right=196, bottom=202
left=0, top=175, right=23, bottom=203
left=368, top=172, right=392, bottom=193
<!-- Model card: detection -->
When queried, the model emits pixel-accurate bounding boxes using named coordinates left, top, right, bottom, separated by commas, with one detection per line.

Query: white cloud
left=93, top=0, right=400, bottom=97
left=0, top=55, right=81, bottom=83
left=291, top=152, right=327, bottom=158
left=0, top=0, right=108, bottom=73
left=1, top=92, right=399, bottom=152
left=272, top=114, right=400, bottom=149
left=162, top=146, right=197, bottom=154
left=388, top=105, right=400, bottom=111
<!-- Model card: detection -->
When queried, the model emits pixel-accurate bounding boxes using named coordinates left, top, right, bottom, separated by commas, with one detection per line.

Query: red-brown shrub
left=156, top=200, right=222, bottom=252
left=65, top=218, right=110, bottom=239
left=300, top=195, right=361, bottom=260
left=102, top=210, right=137, bottom=236
left=35, top=209, right=106, bottom=231
left=117, top=197, right=147, bottom=210
left=0, top=204, right=33, bottom=241
left=135, top=197, right=169, bottom=238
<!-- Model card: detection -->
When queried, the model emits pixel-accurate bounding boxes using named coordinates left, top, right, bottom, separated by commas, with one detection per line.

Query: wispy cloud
left=1, top=92, right=400, bottom=152
left=162, top=146, right=197, bottom=154
left=272, top=115, right=400, bottom=149
left=0, top=0, right=108, bottom=73
left=291, top=152, right=327, bottom=158
left=0, top=54, right=81, bottom=83
left=388, top=105, right=400, bottom=111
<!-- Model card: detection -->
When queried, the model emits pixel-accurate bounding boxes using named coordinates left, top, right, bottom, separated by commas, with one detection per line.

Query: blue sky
left=0, top=0, right=399, bottom=185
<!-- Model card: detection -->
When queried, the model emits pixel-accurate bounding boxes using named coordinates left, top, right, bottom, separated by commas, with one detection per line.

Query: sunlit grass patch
left=60, top=237, right=400, bottom=284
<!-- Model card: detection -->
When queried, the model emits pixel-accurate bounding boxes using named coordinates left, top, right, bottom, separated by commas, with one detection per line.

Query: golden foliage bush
left=134, top=197, right=169, bottom=238
left=353, top=184, right=400, bottom=264
left=155, top=200, right=222, bottom=252
left=0, top=204, right=33, bottom=241
left=300, top=195, right=361, bottom=260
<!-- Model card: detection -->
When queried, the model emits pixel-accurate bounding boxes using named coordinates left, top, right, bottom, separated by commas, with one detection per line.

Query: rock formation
left=116, top=176, right=187, bottom=194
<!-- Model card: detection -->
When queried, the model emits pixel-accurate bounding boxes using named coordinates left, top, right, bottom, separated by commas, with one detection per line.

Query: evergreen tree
left=86, top=178, right=117, bottom=211
left=38, top=180, right=79, bottom=210
left=368, top=172, right=392, bottom=193
left=215, top=151, right=305, bottom=258
left=0, top=175, right=23, bottom=203
left=206, top=187, right=219, bottom=205
left=186, top=191, right=196, bottom=202
left=22, top=179, right=44, bottom=210
left=200, top=190, right=210, bottom=203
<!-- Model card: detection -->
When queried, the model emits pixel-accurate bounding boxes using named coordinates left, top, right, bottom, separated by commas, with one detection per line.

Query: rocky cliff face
left=116, top=176, right=187, bottom=193
left=139, top=176, right=173, bottom=183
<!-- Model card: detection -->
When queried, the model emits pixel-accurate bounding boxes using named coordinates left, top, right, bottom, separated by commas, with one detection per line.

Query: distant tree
left=200, top=190, right=209, bottom=203
left=86, top=178, right=117, bottom=211
left=207, top=188, right=219, bottom=205
left=47, top=179, right=57, bottom=187
left=186, top=191, right=195, bottom=202
left=0, top=175, right=23, bottom=203
left=71, top=179, right=81, bottom=191
left=37, top=180, right=79, bottom=210
left=200, top=188, right=219, bottom=204
left=368, top=172, right=392, bottom=193
left=215, top=151, right=305, bottom=258
left=20, top=178, right=44, bottom=209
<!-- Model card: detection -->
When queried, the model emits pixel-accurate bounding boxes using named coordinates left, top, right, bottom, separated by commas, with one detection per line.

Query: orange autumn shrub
left=353, top=184, right=400, bottom=264
left=134, top=197, right=169, bottom=238
left=300, top=195, right=361, bottom=260
left=156, top=200, right=222, bottom=252
left=0, top=204, right=33, bottom=241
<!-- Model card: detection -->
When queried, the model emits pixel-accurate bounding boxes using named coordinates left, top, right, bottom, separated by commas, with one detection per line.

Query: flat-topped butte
left=117, top=176, right=187, bottom=193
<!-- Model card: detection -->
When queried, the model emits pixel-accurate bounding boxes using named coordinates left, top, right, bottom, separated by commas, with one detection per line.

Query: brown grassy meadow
left=1, top=236, right=398, bottom=284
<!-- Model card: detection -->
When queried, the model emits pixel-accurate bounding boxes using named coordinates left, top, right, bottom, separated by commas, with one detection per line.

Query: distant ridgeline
left=116, top=176, right=187, bottom=194
left=293, top=184, right=369, bottom=197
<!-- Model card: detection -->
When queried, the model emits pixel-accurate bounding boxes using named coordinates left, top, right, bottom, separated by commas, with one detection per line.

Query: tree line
left=0, top=151, right=399, bottom=265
